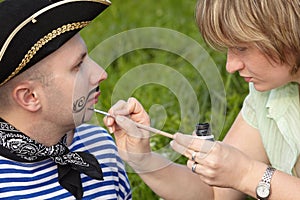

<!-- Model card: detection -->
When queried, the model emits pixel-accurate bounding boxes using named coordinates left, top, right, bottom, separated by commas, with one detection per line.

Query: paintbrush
left=92, top=108, right=174, bottom=139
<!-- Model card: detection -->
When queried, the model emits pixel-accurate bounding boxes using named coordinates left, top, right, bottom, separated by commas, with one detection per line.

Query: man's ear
left=12, top=82, right=42, bottom=112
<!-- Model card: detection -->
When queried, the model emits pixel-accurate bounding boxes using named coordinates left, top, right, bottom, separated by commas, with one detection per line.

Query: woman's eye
left=235, top=47, right=247, bottom=52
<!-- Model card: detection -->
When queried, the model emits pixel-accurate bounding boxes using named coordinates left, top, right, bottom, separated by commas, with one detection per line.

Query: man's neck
left=1, top=114, right=74, bottom=147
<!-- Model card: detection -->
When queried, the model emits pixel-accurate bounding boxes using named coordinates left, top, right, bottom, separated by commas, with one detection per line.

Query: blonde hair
left=196, top=0, right=300, bottom=72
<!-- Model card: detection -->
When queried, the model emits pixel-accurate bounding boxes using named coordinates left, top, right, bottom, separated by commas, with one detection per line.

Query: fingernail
left=106, top=118, right=111, bottom=124
left=108, top=127, right=113, bottom=133
left=170, top=140, right=174, bottom=147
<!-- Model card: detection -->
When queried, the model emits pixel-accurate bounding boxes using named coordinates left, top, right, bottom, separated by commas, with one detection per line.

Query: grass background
left=80, top=0, right=250, bottom=199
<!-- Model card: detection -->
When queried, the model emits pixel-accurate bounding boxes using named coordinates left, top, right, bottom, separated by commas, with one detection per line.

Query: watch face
left=256, top=184, right=270, bottom=198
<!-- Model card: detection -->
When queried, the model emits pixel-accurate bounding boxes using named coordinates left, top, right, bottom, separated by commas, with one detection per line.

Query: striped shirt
left=0, top=124, right=132, bottom=199
left=242, top=82, right=300, bottom=174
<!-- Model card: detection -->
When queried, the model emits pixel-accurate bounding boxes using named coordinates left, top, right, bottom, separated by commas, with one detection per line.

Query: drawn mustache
left=72, top=86, right=100, bottom=113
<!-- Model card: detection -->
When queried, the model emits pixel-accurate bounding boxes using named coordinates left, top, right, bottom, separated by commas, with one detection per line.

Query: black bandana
left=0, top=118, right=103, bottom=199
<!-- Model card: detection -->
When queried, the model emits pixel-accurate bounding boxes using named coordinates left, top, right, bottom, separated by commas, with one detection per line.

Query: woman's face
left=225, top=44, right=299, bottom=91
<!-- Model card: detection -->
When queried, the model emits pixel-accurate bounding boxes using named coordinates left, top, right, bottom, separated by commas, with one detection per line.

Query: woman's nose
left=226, top=50, right=244, bottom=74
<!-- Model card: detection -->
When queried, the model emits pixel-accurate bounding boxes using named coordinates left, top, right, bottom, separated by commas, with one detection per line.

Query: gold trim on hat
left=0, top=0, right=111, bottom=63
left=0, top=21, right=90, bottom=86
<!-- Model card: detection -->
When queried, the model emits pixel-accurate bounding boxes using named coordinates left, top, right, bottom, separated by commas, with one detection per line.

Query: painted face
left=226, top=44, right=297, bottom=92
left=39, top=34, right=107, bottom=130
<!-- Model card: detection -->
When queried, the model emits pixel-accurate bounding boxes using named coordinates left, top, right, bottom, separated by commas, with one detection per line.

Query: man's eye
left=73, top=61, right=83, bottom=71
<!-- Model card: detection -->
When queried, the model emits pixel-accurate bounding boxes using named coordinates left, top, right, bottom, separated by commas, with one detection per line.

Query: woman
left=105, top=0, right=300, bottom=199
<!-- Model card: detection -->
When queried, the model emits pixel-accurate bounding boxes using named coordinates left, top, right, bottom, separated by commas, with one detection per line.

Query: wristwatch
left=256, top=166, right=276, bottom=200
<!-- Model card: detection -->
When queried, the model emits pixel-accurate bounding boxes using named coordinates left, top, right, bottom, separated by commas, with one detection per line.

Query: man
left=0, top=0, right=131, bottom=199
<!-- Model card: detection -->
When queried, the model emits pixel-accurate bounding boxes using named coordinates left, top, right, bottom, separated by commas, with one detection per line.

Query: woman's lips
left=243, top=77, right=252, bottom=83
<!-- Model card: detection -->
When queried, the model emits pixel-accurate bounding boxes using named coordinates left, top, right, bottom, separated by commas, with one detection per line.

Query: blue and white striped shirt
left=0, top=124, right=132, bottom=199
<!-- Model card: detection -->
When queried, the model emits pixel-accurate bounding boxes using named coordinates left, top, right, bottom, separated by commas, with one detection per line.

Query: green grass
left=80, top=0, right=249, bottom=199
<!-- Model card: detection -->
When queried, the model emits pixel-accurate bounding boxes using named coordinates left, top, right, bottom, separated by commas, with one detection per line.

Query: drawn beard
left=72, top=86, right=100, bottom=124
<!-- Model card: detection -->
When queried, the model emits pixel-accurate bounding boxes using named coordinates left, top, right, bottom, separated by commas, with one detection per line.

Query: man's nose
left=89, top=59, right=107, bottom=84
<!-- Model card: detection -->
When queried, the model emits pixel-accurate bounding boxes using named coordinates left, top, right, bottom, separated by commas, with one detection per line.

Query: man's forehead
left=0, top=0, right=110, bottom=87
left=39, top=34, right=87, bottom=66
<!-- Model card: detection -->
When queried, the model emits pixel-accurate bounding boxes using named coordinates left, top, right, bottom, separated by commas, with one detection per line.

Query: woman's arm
left=222, top=113, right=300, bottom=199
left=105, top=98, right=300, bottom=199
left=173, top=112, right=300, bottom=199
left=214, top=112, right=269, bottom=199
left=104, top=98, right=214, bottom=199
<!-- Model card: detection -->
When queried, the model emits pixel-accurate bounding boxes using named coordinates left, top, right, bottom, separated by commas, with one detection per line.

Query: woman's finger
left=174, top=133, right=215, bottom=153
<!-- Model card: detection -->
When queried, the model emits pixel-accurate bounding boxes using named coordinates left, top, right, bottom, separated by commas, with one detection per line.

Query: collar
left=0, top=118, right=103, bottom=199
left=265, top=82, right=299, bottom=120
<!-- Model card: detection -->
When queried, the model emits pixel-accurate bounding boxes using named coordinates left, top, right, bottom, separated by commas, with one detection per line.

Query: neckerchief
left=0, top=118, right=103, bottom=199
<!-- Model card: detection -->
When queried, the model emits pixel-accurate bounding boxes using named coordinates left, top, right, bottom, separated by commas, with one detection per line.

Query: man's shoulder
left=75, top=124, right=108, bottom=134
left=75, top=124, right=111, bottom=138
left=72, top=124, right=116, bottom=148
left=71, top=124, right=120, bottom=165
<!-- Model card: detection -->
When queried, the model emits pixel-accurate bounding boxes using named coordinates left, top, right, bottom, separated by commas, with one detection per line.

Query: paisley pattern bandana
left=0, top=118, right=103, bottom=199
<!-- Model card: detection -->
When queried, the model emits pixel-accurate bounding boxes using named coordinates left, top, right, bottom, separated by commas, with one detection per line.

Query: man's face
left=38, top=34, right=107, bottom=129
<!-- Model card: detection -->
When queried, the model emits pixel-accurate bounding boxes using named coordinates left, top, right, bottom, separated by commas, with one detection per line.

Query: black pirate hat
left=0, top=0, right=110, bottom=86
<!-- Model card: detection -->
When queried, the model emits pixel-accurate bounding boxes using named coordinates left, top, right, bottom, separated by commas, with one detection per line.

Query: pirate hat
left=0, top=0, right=111, bottom=86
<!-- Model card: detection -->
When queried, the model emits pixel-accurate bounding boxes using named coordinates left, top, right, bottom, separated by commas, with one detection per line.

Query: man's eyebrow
left=73, top=51, right=87, bottom=65
left=80, top=51, right=87, bottom=60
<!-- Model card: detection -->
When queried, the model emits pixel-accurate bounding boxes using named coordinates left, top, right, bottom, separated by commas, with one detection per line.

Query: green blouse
left=242, top=82, right=300, bottom=175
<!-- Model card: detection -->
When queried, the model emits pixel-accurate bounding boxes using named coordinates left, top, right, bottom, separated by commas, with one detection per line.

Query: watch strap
left=261, top=166, right=276, bottom=184
left=256, top=166, right=276, bottom=200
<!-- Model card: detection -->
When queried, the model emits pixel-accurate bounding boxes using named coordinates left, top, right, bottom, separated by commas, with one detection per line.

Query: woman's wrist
left=238, top=160, right=268, bottom=197
left=127, top=152, right=173, bottom=173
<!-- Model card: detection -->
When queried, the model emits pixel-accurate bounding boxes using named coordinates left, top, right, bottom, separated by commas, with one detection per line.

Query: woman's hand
left=170, top=133, right=255, bottom=190
left=103, top=97, right=151, bottom=164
